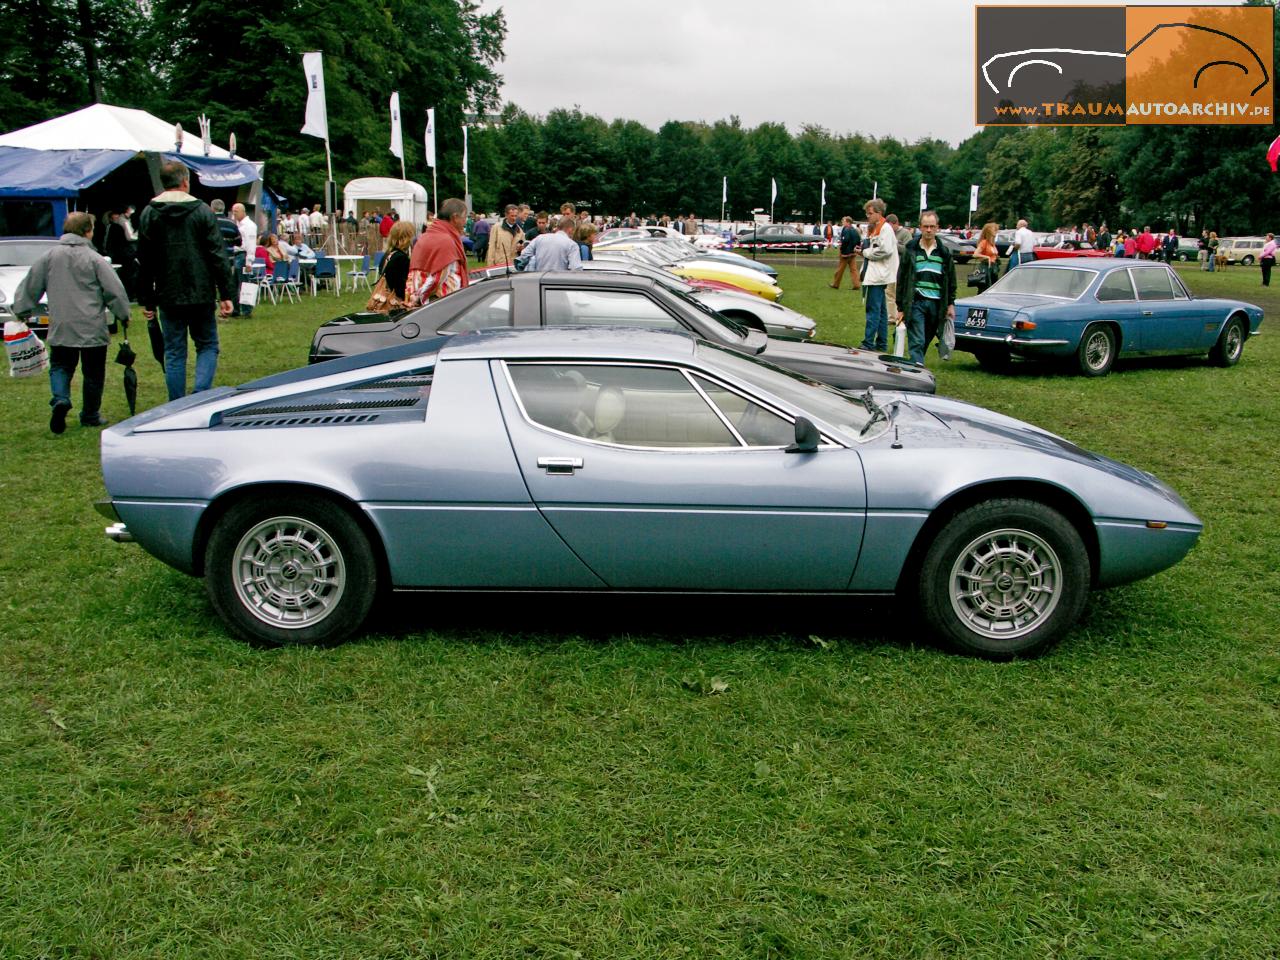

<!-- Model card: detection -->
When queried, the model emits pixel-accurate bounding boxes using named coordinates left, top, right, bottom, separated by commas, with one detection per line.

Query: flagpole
left=325, top=137, right=336, bottom=252
left=432, top=169, right=438, bottom=217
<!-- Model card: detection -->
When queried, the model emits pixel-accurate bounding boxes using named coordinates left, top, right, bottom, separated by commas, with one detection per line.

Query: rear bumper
left=956, top=331, right=1072, bottom=351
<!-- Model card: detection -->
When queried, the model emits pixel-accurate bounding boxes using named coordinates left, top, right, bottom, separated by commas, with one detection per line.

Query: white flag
left=389, top=92, right=403, bottom=160
left=424, top=108, right=436, bottom=168
left=771, top=178, right=777, bottom=204
left=722, top=176, right=727, bottom=203
left=821, top=178, right=826, bottom=205
left=969, top=184, right=980, bottom=212
left=461, top=125, right=468, bottom=177
left=300, top=52, right=328, bottom=141
left=919, top=183, right=928, bottom=210
left=872, top=180, right=878, bottom=199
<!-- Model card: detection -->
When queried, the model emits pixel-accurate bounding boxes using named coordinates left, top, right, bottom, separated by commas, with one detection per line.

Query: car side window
left=1096, top=270, right=1135, bottom=302
left=543, top=289, right=683, bottom=330
left=1132, top=268, right=1174, bottom=301
left=438, top=290, right=512, bottom=334
left=691, top=375, right=795, bottom=447
left=507, top=363, right=740, bottom=447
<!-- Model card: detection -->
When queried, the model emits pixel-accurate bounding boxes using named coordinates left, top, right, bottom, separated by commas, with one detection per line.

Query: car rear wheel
left=1077, top=324, right=1116, bottom=376
left=918, top=499, right=1090, bottom=659
left=205, top=496, right=377, bottom=646
left=1209, top=315, right=1246, bottom=367
left=973, top=346, right=1012, bottom=372
left=1241, top=255, right=1255, bottom=266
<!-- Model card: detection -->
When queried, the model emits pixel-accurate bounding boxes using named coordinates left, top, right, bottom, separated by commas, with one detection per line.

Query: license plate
left=965, top=308, right=988, bottom=328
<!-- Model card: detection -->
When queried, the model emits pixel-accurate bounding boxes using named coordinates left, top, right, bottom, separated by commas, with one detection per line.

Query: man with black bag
left=12, top=211, right=131, bottom=433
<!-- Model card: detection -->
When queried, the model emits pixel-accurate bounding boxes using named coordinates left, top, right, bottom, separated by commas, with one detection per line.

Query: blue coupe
left=954, top=259, right=1263, bottom=375
left=97, top=327, right=1202, bottom=659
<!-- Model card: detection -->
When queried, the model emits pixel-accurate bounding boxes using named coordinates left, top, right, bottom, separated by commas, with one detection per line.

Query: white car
left=0, top=238, right=56, bottom=336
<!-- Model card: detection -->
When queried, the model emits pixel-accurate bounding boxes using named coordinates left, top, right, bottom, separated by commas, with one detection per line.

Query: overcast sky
left=478, top=0, right=1169, bottom=145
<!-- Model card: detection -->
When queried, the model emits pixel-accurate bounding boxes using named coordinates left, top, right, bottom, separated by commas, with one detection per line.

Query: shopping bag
left=238, top=282, right=260, bottom=307
left=893, top=322, right=907, bottom=358
left=939, top=314, right=955, bottom=361
left=4, top=319, right=50, bottom=378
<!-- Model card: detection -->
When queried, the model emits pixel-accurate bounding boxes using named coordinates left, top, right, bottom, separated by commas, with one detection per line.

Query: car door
left=1091, top=268, right=1142, bottom=351
left=1131, top=266, right=1199, bottom=351
left=493, top=360, right=867, bottom=590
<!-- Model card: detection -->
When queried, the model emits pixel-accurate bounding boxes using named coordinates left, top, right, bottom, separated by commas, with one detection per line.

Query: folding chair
left=311, top=255, right=338, bottom=297
left=265, top=260, right=294, bottom=304
left=370, top=250, right=386, bottom=281
left=346, top=253, right=372, bottom=292
left=284, top=258, right=303, bottom=301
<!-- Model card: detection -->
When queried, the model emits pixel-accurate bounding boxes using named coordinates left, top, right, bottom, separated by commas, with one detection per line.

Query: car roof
left=440, top=325, right=700, bottom=362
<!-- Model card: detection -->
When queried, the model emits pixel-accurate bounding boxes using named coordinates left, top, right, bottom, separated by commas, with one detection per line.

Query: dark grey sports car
left=733, top=225, right=825, bottom=251
left=309, top=272, right=936, bottom=394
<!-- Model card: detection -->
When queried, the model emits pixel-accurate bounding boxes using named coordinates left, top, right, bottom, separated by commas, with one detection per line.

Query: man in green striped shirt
left=894, top=210, right=956, bottom=364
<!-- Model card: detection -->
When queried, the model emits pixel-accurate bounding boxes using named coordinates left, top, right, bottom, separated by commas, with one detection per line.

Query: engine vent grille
left=226, top=412, right=383, bottom=428
left=352, top=375, right=434, bottom=389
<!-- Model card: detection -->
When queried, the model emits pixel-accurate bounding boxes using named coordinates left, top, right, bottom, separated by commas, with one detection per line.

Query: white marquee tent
left=343, top=177, right=429, bottom=226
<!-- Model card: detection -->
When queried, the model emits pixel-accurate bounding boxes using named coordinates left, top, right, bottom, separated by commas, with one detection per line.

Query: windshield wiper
left=858, top=386, right=895, bottom=436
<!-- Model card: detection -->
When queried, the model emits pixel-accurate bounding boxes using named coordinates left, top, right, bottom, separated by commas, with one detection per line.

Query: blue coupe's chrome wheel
left=1225, top=323, right=1243, bottom=360
left=948, top=527, right=1063, bottom=641
left=233, top=516, right=347, bottom=629
left=1083, top=331, right=1111, bottom=370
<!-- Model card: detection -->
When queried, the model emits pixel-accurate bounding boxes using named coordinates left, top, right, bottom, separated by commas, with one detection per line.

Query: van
left=1218, top=236, right=1267, bottom=265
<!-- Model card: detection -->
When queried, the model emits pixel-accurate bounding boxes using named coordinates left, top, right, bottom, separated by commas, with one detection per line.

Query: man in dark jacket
left=894, top=209, right=956, bottom=364
left=829, top=216, right=862, bottom=290
left=137, top=160, right=234, bottom=401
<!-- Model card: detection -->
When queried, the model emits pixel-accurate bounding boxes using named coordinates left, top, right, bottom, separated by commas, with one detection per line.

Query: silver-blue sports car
left=97, top=327, right=1202, bottom=659
left=955, top=259, right=1263, bottom=375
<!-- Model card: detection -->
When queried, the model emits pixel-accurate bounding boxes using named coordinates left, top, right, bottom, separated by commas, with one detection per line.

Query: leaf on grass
left=753, top=760, right=772, bottom=778
left=47, top=711, right=67, bottom=730
left=708, top=677, right=729, bottom=695
left=807, top=634, right=833, bottom=650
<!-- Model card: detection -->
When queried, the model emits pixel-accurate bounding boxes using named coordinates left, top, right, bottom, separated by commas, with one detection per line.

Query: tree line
left=2, top=0, right=1276, bottom=235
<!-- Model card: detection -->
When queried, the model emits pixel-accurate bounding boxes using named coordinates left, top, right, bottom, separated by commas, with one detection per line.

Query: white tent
left=0, top=103, right=246, bottom=160
left=343, top=177, right=429, bottom=227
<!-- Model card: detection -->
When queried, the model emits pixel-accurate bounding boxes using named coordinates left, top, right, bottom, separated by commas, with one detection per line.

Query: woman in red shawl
left=407, top=198, right=470, bottom=306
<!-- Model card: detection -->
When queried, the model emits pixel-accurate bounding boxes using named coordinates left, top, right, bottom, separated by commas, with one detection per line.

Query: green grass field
left=2, top=258, right=1277, bottom=958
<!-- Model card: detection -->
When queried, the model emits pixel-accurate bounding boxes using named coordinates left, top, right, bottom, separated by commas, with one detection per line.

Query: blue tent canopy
left=163, top=153, right=259, bottom=188
left=0, top=147, right=136, bottom=198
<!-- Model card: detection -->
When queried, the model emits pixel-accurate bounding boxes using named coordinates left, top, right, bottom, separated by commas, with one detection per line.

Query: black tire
left=1241, top=255, right=1255, bottom=267
left=1076, top=324, right=1116, bottom=377
left=1209, top=315, right=1246, bottom=367
left=916, top=498, right=1090, bottom=659
left=205, top=495, right=377, bottom=646
left=1178, top=252, right=1189, bottom=262
left=974, top=347, right=1012, bottom=372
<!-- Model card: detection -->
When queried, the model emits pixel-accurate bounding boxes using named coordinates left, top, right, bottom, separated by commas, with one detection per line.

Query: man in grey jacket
left=13, top=211, right=131, bottom=433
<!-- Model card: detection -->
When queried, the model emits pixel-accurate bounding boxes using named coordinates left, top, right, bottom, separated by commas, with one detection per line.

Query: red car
left=1031, top=238, right=1110, bottom=260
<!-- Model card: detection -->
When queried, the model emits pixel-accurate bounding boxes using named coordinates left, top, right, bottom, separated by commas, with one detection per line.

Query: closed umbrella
left=114, top=322, right=138, bottom=416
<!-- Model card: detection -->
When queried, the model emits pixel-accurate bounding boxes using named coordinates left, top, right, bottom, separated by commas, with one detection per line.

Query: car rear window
left=988, top=266, right=1094, bottom=299
left=1132, top=269, right=1175, bottom=301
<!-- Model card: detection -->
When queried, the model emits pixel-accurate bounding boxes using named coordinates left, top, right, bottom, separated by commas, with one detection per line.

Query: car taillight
left=1013, top=319, right=1037, bottom=331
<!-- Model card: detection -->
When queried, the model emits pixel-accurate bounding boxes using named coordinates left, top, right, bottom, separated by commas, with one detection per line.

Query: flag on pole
left=872, top=180, right=878, bottom=199
left=424, top=108, right=437, bottom=167
left=969, top=184, right=980, bottom=211
left=821, top=179, right=826, bottom=205
left=389, top=92, right=403, bottom=160
left=771, top=178, right=777, bottom=204
left=300, top=52, right=328, bottom=140
left=462, top=125, right=469, bottom=177
left=919, top=183, right=928, bottom=210
left=722, top=176, right=727, bottom=202
left=1268, top=134, right=1280, bottom=172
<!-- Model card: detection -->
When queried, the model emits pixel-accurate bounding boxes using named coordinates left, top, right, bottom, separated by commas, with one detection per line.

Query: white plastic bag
left=238, top=282, right=260, bottom=307
left=4, top=319, right=49, bottom=378
left=939, top=314, right=955, bottom=361
left=893, top=322, right=907, bottom=358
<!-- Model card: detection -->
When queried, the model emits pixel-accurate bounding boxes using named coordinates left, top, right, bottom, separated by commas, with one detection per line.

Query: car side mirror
left=785, top=417, right=820, bottom=453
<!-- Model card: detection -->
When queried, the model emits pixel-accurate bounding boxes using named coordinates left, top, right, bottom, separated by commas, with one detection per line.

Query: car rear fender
left=191, top=481, right=391, bottom=584
left=894, top=478, right=1100, bottom=594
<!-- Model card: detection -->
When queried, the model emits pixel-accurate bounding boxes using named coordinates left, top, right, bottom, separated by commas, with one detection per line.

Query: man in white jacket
left=858, top=198, right=900, bottom=353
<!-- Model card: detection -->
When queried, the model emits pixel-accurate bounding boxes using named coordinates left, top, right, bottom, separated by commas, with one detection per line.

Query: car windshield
left=0, top=241, right=55, bottom=267
left=987, top=266, right=1094, bottom=299
left=696, top=341, right=885, bottom=441
left=664, top=286, right=750, bottom=341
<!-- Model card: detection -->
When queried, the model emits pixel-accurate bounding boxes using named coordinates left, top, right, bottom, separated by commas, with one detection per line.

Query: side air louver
left=223, top=397, right=419, bottom=428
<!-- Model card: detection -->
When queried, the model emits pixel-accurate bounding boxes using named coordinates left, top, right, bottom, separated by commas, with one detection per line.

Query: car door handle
left=1142, top=310, right=1154, bottom=316
left=537, top=457, right=583, bottom=475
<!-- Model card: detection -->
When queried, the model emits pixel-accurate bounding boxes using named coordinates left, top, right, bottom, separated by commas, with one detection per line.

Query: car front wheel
left=205, top=496, right=377, bottom=646
left=918, top=499, right=1090, bottom=659
left=1209, top=315, right=1246, bottom=367
left=1077, top=324, right=1116, bottom=376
